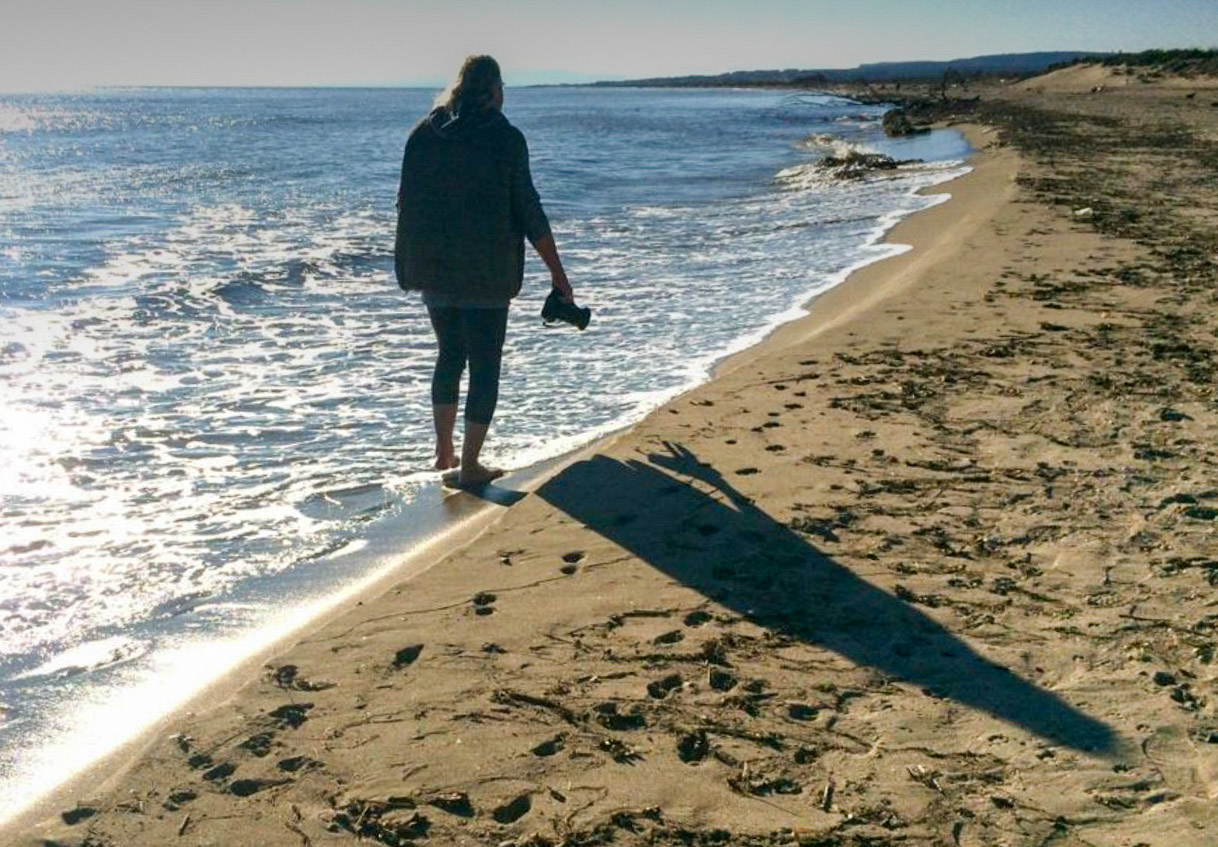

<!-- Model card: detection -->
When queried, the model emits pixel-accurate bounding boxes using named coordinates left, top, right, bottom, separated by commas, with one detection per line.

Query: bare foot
left=434, top=453, right=460, bottom=471
left=441, top=464, right=505, bottom=490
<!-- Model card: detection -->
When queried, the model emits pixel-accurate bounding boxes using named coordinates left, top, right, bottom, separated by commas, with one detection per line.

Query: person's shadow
left=537, top=443, right=1118, bottom=755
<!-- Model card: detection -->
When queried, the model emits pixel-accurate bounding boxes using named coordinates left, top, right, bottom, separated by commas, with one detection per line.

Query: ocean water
left=0, top=86, right=969, bottom=818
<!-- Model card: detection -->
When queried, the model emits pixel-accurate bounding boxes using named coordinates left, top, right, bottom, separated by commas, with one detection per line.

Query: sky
left=1, top=0, right=1215, bottom=90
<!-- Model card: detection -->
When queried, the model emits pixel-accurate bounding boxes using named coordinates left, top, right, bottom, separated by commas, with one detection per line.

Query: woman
left=395, top=55, right=574, bottom=489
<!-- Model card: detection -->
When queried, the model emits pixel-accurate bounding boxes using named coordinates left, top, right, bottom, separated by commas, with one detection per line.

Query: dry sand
left=12, top=70, right=1218, bottom=846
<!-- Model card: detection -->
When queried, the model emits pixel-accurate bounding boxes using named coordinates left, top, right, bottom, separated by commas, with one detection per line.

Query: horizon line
left=7, top=47, right=1201, bottom=95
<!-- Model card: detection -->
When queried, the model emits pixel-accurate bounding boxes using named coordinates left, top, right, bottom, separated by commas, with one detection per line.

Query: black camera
left=541, top=288, right=591, bottom=330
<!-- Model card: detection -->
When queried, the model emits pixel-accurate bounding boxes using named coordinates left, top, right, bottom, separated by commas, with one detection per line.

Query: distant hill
left=590, top=52, right=1110, bottom=88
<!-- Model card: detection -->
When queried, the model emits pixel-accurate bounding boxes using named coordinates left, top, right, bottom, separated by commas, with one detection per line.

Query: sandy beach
left=13, top=63, right=1218, bottom=846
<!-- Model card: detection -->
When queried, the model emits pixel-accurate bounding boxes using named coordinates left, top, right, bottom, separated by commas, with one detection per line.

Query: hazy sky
left=2, top=0, right=1215, bottom=90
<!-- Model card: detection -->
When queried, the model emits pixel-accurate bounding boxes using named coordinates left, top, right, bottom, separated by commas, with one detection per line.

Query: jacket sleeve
left=510, top=131, right=552, bottom=243
left=393, top=131, right=414, bottom=291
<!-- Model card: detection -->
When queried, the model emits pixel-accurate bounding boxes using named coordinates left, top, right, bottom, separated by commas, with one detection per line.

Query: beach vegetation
left=1101, top=48, right=1218, bottom=77
left=1049, top=48, right=1218, bottom=78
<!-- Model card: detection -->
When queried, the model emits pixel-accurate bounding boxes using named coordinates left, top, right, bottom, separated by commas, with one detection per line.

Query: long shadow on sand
left=537, top=443, right=1118, bottom=755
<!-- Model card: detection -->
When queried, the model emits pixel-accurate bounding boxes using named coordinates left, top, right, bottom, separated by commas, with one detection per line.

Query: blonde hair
left=434, top=55, right=502, bottom=114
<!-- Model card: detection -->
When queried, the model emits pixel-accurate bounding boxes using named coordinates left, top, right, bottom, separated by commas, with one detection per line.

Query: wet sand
left=13, top=66, right=1218, bottom=846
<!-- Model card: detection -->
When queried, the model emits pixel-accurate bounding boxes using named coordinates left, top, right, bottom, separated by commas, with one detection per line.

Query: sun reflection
left=0, top=104, right=37, bottom=133
left=0, top=396, right=80, bottom=504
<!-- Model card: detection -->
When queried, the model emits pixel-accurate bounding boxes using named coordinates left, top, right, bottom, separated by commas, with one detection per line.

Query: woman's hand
left=551, top=268, right=574, bottom=303
left=532, top=234, right=574, bottom=302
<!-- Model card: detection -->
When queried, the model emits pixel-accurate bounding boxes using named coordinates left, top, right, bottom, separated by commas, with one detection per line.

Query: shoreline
left=713, top=128, right=986, bottom=380
left=0, top=133, right=980, bottom=838
left=2, top=136, right=986, bottom=841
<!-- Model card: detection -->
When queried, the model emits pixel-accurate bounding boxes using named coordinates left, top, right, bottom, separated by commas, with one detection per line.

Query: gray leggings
left=427, top=306, right=509, bottom=425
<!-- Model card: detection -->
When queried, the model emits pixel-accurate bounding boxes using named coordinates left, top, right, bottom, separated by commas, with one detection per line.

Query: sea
left=0, top=85, right=969, bottom=820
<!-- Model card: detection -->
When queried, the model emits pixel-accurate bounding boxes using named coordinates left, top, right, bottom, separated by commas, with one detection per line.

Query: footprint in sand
left=60, top=806, right=98, bottom=826
left=647, top=673, right=683, bottom=699
left=677, top=730, right=709, bottom=763
left=708, top=668, right=738, bottom=691
left=683, top=610, right=713, bottom=627
left=230, top=778, right=287, bottom=797
left=765, top=444, right=786, bottom=452
left=794, top=747, right=819, bottom=764
left=653, top=630, right=685, bottom=645
left=472, top=592, right=496, bottom=616
left=429, top=792, right=475, bottom=817
left=491, top=792, right=533, bottom=824
left=187, top=753, right=214, bottom=770
left=787, top=702, right=820, bottom=721
left=531, top=735, right=565, bottom=757
left=202, top=762, right=236, bottom=782
left=393, top=644, right=424, bottom=668
left=594, top=702, right=647, bottom=731
left=735, top=467, right=760, bottom=476
left=162, top=789, right=197, bottom=811
left=240, top=732, right=274, bottom=757
left=268, top=703, right=313, bottom=729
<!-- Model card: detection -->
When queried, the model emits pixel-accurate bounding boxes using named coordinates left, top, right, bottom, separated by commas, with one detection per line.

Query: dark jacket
left=394, top=106, right=551, bottom=301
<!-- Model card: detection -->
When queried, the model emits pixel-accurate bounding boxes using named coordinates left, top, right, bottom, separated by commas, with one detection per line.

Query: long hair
left=434, top=55, right=502, bottom=115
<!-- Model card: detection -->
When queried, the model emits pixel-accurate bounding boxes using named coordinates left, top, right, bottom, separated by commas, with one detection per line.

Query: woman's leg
left=458, top=307, right=509, bottom=484
left=427, top=306, right=465, bottom=470
left=432, top=404, right=459, bottom=470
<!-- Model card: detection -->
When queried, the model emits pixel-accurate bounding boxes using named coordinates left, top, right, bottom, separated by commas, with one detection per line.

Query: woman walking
left=395, top=55, right=574, bottom=489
